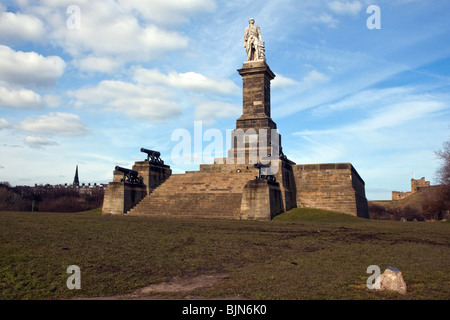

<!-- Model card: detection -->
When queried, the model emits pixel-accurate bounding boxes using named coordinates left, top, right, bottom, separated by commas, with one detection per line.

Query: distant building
left=28, top=165, right=105, bottom=192
left=73, top=165, right=80, bottom=187
left=392, top=177, right=431, bottom=200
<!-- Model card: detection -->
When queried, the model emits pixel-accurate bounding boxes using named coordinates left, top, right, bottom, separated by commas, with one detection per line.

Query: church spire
left=73, top=165, right=79, bottom=187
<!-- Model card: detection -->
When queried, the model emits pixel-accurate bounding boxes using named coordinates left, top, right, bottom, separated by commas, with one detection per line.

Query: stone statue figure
left=244, top=18, right=265, bottom=61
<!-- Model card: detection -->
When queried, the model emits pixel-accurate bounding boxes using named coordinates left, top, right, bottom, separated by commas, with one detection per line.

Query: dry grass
left=0, top=208, right=449, bottom=300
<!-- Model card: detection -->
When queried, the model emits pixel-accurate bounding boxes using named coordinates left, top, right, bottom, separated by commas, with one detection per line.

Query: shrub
left=368, top=203, right=391, bottom=220
left=392, top=206, right=425, bottom=222
left=0, top=185, right=30, bottom=211
left=421, top=186, right=450, bottom=220
left=37, top=196, right=86, bottom=212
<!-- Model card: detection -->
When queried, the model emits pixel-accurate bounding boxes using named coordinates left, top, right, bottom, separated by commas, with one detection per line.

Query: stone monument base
left=293, top=163, right=369, bottom=218
left=240, top=179, right=283, bottom=220
left=102, top=53, right=369, bottom=220
left=102, top=181, right=146, bottom=215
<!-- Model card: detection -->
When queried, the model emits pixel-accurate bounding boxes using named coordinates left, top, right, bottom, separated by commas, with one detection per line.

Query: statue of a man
left=244, top=18, right=264, bottom=61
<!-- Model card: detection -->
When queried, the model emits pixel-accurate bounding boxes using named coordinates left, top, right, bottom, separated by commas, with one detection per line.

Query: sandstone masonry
left=392, top=177, right=431, bottom=200
left=293, top=163, right=369, bottom=218
left=102, top=37, right=369, bottom=220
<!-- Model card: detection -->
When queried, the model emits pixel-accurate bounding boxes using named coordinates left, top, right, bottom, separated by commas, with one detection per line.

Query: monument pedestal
left=102, top=19, right=369, bottom=220
left=102, top=178, right=146, bottom=215
left=228, top=60, right=280, bottom=162
left=240, top=179, right=283, bottom=220
left=102, top=160, right=171, bottom=215
left=132, top=161, right=171, bottom=195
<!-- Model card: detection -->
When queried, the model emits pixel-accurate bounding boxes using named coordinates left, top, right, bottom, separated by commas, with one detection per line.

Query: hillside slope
left=370, top=185, right=449, bottom=220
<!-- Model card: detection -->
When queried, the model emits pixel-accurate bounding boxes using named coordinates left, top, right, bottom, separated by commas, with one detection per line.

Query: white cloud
left=74, top=56, right=122, bottom=74
left=0, top=11, right=46, bottom=43
left=312, top=87, right=414, bottom=117
left=257, top=70, right=328, bottom=92
left=295, top=95, right=448, bottom=137
left=24, top=136, right=59, bottom=149
left=8, top=1, right=214, bottom=73
left=301, top=70, right=329, bottom=85
left=272, top=74, right=298, bottom=89
left=62, top=19, right=188, bottom=60
left=0, top=87, right=61, bottom=110
left=68, top=80, right=183, bottom=122
left=43, top=94, right=62, bottom=109
left=0, top=45, right=65, bottom=88
left=313, top=13, right=339, bottom=28
left=329, top=1, right=362, bottom=16
left=17, top=1, right=191, bottom=71
left=310, top=1, right=361, bottom=29
left=194, top=100, right=240, bottom=125
left=133, top=68, right=239, bottom=95
left=273, top=45, right=413, bottom=119
left=16, top=112, right=89, bottom=136
left=354, top=100, right=446, bottom=132
left=70, top=67, right=239, bottom=123
left=118, top=0, right=216, bottom=25
left=0, top=118, right=9, bottom=129
left=291, top=94, right=449, bottom=200
left=0, top=87, right=43, bottom=109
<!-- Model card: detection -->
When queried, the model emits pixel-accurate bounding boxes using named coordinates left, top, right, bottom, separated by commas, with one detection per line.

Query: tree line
left=0, top=183, right=104, bottom=212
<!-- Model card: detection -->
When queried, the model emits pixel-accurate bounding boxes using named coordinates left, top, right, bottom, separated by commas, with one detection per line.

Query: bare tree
left=434, top=137, right=450, bottom=219
left=435, top=138, right=450, bottom=187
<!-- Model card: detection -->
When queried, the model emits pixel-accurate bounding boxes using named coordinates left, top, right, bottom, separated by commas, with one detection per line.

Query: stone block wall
left=102, top=161, right=171, bottom=215
left=392, top=191, right=411, bottom=200
left=411, top=177, right=430, bottom=192
left=293, top=163, right=369, bottom=218
left=351, top=167, right=369, bottom=218
left=240, top=179, right=283, bottom=220
left=102, top=181, right=146, bottom=215
left=273, top=158, right=297, bottom=212
left=392, top=177, right=431, bottom=200
left=132, top=161, right=171, bottom=195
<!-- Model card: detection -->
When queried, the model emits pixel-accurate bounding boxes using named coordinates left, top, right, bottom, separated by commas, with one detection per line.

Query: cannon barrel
left=253, top=163, right=275, bottom=181
left=115, top=165, right=138, bottom=177
left=140, top=148, right=160, bottom=158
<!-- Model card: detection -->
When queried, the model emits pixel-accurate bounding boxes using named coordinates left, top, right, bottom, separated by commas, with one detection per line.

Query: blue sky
left=0, top=0, right=449, bottom=200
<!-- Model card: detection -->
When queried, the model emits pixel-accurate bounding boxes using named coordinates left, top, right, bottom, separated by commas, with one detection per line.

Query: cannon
left=254, top=163, right=276, bottom=181
left=254, top=163, right=269, bottom=170
left=140, top=148, right=164, bottom=164
left=115, top=165, right=142, bottom=184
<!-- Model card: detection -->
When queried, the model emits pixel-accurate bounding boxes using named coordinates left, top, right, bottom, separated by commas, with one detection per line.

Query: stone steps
left=127, top=171, right=254, bottom=218
left=128, top=193, right=243, bottom=218
left=151, top=172, right=254, bottom=194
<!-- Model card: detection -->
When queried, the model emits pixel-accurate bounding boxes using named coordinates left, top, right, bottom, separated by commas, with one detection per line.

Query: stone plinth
left=102, top=181, right=146, bottom=215
left=293, top=163, right=369, bottom=218
left=240, top=179, right=283, bottom=220
left=229, top=60, right=280, bottom=162
left=132, top=161, right=172, bottom=195
left=238, top=60, right=275, bottom=120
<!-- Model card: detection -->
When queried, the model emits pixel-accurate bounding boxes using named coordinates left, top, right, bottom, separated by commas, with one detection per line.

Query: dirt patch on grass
left=84, top=272, right=239, bottom=300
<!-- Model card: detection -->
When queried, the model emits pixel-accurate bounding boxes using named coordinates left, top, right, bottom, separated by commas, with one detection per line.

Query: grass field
left=0, top=208, right=449, bottom=300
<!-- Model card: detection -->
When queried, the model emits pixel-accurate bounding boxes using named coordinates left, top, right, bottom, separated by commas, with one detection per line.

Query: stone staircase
left=126, top=170, right=255, bottom=219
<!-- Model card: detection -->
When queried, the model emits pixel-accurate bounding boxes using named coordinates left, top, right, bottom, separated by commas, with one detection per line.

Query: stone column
left=228, top=60, right=281, bottom=164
